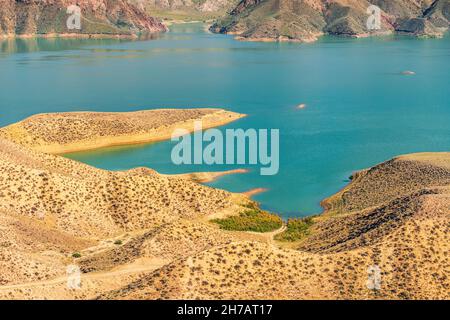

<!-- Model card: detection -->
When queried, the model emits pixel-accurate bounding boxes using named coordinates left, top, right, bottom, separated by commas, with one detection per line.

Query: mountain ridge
left=210, top=0, right=449, bottom=42
left=0, top=0, right=167, bottom=37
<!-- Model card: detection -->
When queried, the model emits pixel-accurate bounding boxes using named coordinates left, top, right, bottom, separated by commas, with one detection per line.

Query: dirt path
left=245, top=224, right=287, bottom=246
left=268, top=225, right=287, bottom=246
left=0, top=258, right=166, bottom=291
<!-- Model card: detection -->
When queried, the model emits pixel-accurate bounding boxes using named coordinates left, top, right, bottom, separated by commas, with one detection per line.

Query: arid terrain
left=0, top=0, right=167, bottom=37
left=2, top=0, right=448, bottom=41
left=211, top=0, right=450, bottom=42
left=0, top=108, right=448, bottom=300
left=132, top=0, right=239, bottom=22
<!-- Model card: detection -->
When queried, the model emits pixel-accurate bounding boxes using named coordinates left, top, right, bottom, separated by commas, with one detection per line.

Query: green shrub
left=72, top=252, right=82, bottom=258
left=275, top=217, right=314, bottom=242
left=212, top=209, right=282, bottom=233
left=114, top=240, right=123, bottom=245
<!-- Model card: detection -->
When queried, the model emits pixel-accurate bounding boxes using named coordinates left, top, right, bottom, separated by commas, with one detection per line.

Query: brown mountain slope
left=99, top=206, right=449, bottom=300
left=0, top=110, right=448, bottom=300
left=0, top=109, right=252, bottom=298
left=322, top=153, right=450, bottom=214
left=211, top=0, right=449, bottom=42
left=0, top=212, right=93, bottom=286
left=0, top=0, right=167, bottom=37
left=98, top=153, right=450, bottom=300
left=0, top=137, right=247, bottom=239
left=133, top=0, right=239, bottom=21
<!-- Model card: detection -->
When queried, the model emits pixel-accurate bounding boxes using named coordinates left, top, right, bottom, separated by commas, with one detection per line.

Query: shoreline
left=219, top=29, right=446, bottom=44
left=320, top=151, right=450, bottom=215
left=234, top=34, right=322, bottom=43
left=171, top=169, right=248, bottom=184
left=0, top=33, right=146, bottom=40
left=242, top=188, right=268, bottom=198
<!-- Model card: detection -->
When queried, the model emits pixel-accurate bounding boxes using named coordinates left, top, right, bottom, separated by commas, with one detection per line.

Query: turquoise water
left=1, top=24, right=449, bottom=216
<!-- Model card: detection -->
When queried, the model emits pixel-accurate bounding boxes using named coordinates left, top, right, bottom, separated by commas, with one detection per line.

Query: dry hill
left=99, top=153, right=450, bottom=300
left=0, top=110, right=448, bottom=300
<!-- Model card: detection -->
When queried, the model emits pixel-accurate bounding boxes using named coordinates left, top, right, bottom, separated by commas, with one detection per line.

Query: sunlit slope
left=100, top=153, right=450, bottom=300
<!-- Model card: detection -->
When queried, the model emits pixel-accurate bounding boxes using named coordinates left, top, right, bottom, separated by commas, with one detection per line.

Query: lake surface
left=1, top=24, right=449, bottom=216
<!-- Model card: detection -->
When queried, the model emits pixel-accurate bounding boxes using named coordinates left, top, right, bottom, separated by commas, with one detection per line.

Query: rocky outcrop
left=395, top=0, right=450, bottom=36
left=0, top=0, right=167, bottom=37
left=211, top=0, right=449, bottom=42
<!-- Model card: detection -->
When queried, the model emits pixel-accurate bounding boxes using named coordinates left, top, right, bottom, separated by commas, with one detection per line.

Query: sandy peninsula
left=0, top=110, right=448, bottom=300
left=171, top=169, right=249, bottom=184
left=0, top=108, right=245, bottom=154
left=242, top=188, right=268, bottom=198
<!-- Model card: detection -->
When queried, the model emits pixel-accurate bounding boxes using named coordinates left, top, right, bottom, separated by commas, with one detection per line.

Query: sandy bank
left=242, top=188, right=268, bottom=198
left=171, top=169, right=248, bottom=184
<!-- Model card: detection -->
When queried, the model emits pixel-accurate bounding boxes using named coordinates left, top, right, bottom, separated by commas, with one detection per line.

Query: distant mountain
left=211, top=0, right=449, bottom=42
left=145, top=0, right=235, bottom=12
left=0, top=0, right=167, bottom=37
left=131, top=0, right=240, bottom=21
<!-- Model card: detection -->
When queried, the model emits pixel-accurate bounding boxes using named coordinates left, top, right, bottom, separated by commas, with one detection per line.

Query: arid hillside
left=0, top=0, right=167, bottom=37
left=99, top=153, right=450, bottom=300
left=211, top=0, right=449, bottom=42
left=0, top=109, right=250, bottom=297
left=0, top=110, right=448, bottom=300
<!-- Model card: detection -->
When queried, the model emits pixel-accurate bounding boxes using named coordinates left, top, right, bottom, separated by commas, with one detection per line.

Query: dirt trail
left=268, top=225, right=287, bottom=246
left=245, top=224, right=287, bottom=246
left=0, top=258, right=167, bottom=291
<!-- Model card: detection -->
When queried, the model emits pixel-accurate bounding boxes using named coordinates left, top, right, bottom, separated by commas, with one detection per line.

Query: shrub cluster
left=275, top=217, right=314, bottom=242
left=212, top=208, right=282, bottom=233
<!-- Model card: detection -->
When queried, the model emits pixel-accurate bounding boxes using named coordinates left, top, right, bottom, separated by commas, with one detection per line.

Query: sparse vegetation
left=275, top=217, right=314, bottom=242
left=114, top=240, right=123, bottom=245
left=212, top=208, right=282, bottom=233
left=1, top=111, right=449, bottom=300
